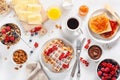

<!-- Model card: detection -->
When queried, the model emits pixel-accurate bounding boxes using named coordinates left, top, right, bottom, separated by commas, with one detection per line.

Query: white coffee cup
left=61, top=16, right=82, bottom=42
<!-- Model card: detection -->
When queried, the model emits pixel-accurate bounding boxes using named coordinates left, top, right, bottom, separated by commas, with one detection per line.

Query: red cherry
left=10, top=36, right=15, bottom=41
left=98, top=70, right=102, bottom=76
left=1, top=29, right=6, bottom=34
left=6, top=26, right=11, bottom=31
left=34, top=42, right=39, bottom=48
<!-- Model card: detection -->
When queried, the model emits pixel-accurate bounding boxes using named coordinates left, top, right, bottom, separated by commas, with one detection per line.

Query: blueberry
left=14, top=34, right=19, bottom=38
left=31, top=34, right=34, bottom=36
left=29, top=39, right=32, bottom=42
left=30, top=50, right=33, bottom=53
left=1, top=40, right=5, bottom=44
left=35, top=32, right=38, bottom=35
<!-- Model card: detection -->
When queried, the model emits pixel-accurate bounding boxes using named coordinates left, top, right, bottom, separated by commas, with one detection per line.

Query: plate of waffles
left=40, top=38, right=75, bottom=73
left=87, top=8, right=120, bottom=44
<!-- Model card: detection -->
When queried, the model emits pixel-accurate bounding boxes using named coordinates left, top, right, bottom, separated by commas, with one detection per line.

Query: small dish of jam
left=88, top=45, right=102, bottom=61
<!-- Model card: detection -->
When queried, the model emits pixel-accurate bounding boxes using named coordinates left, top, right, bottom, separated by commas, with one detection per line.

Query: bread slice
left=89, top=13, right=112, bottom=34
left=100, top=20, right=118, bottom=39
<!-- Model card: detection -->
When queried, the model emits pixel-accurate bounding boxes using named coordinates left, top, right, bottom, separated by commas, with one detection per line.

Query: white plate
left=87, top=8, right=120, bottom=44
left=39, top=38, right=75, bottom=73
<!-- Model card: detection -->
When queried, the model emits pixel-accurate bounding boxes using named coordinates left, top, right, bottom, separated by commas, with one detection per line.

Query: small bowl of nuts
left=12, top=49, right=28, bottom=64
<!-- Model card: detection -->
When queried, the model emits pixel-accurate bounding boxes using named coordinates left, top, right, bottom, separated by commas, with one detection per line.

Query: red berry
left=6, top=26, right=11, bottom=31
left=59, top=53, right=64, bottom=60
left=34, top=42, right=39, bottom=48
left=1, top=29, right=6, bottom=34
left=87, top=39, right=91, bottom=44
left=101, top=68, right=105, bottom=72
left=62, top=64, right=69, bottom=68
left=64, top=51, right=70, bottom=58
left=112, top=77, right=116, bottom=80
left=34, top=26, right=41, bottom=32
left=98, top=70, right=102, bottom=76
left=84, top=44, right=89, bottom=49
left=105, top=67, right=110, bottom=73
left=5, top=35, right=10, bottom=42
left=10, top=36, right=15, bottom=41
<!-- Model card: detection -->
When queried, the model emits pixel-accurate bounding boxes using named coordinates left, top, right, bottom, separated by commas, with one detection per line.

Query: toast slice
left=100, top=20, right=118, bottom=39
left=89, top=13, right=112, bottom=34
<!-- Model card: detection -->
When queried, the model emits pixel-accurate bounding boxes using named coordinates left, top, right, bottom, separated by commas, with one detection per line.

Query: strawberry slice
left=62, top=64, right=69, bottom=68
left=59, top=53, right=65, bottom=60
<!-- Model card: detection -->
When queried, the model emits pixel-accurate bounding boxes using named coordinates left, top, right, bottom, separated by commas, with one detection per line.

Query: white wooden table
left=0, top=0, right=120, bottom=80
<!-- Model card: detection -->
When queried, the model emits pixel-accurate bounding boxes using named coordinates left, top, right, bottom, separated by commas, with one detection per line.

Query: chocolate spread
left=88, top=45, right=102, bottom=60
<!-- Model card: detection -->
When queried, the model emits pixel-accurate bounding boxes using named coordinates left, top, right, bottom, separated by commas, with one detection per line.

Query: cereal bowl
left=12, top=49, right=28, bottom=65
left=0, top=23, right=21, bottom=46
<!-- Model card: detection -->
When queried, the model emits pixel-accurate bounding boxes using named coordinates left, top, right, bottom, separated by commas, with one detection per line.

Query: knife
left=70, top=38, right=86, bottom=78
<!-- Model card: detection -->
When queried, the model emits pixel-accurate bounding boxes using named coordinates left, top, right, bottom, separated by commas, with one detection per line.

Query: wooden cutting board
left=11, top=1, right=48, bottom=32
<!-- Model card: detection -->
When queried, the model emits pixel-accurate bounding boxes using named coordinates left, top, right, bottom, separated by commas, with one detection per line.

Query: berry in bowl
left=97, top=59, right=120, bottom=80
left=0, top=23, right=21, bottom=46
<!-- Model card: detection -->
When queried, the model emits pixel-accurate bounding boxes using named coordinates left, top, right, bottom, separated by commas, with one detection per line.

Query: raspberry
left=10, top=36, right=15, bottom=41
left=5, top=35, right=10, bottom=42
left=1, top=29, right=6, bottom=34
left=105, top=67, right=110, bottom=73
left=112, top=77, right=116, bottom=80
left=101, top=68, right=105, bottom=72
left=98, top=70, right=102, bottom=76
left=34, top=42, right=39, bottom=48
left=6, top=26, right=11, bottom=31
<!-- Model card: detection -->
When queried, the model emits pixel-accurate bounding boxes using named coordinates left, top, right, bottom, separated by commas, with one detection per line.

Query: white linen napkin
left=26, top=62, right=49, bottom=80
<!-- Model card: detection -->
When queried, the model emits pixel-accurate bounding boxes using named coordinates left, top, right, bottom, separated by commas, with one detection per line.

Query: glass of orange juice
left=47, top=7, right=62, bottom=20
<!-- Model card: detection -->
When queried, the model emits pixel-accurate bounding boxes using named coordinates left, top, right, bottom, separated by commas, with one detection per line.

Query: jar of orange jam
left=79, top=5, right=89, bottom=16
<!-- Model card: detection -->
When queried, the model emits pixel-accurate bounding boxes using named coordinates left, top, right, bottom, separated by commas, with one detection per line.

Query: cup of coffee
left=62, top=16, right=82, bottom=41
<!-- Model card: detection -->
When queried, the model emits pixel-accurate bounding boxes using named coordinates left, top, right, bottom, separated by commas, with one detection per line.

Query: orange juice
left=47, top=7, right=61, bottom=20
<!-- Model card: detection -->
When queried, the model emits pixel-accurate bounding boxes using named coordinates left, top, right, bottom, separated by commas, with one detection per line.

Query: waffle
left=43, top=39, right=73, bottom=72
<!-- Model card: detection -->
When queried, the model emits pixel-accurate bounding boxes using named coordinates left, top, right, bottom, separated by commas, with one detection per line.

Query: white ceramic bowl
left=87, top=8, right=120, bottom=44
left=39, top=38, right=75, bottom=73
left=96, top=58, right=120, bottom=80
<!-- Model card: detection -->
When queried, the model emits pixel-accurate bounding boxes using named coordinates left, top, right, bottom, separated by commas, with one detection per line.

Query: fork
left=76, top=38, right=86, bottom=78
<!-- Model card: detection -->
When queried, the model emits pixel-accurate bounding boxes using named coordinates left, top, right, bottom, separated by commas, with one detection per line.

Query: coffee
left=67, top=18, right=79, bottom=29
